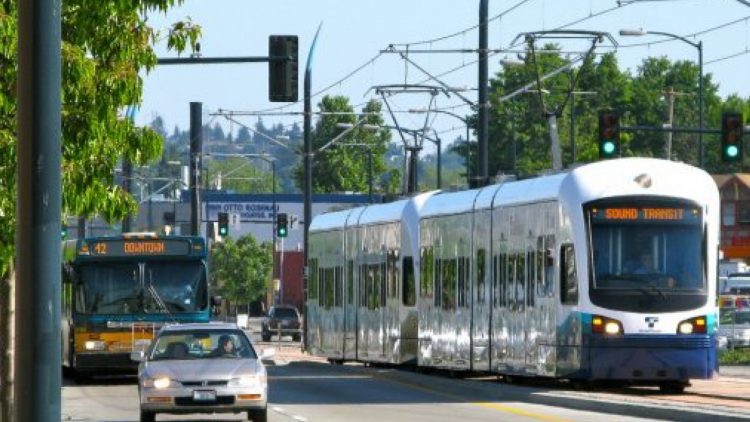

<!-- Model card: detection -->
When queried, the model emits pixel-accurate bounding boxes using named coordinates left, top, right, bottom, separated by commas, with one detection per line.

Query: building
left=714, top=174, right=750, bottom=261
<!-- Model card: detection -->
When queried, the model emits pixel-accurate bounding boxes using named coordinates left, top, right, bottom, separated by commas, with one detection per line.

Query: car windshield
left=273, top=308, right=298, bottom=318
left=148, top=330, right=257, bottom=360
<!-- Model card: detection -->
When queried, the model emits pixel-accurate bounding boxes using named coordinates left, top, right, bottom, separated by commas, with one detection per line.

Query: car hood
left=143, top=358, right=262, bottom=381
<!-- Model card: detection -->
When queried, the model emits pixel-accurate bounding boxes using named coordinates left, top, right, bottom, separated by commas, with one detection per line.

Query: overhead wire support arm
left=387, top=47, right=477, bottom=108
left=157, top=55, right=290, bottom=65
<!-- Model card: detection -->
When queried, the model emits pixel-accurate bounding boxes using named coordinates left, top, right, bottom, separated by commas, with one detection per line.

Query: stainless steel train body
left=307, top=193, right=433, bottom=364
left=307, top=158, right=719, bottom=387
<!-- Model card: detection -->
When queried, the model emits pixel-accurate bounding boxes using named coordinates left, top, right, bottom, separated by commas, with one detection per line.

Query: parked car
left=131, top=322, right=273, bottom=422
left=719, top=308, right=750, bottom=349
left=262, top=305, right=302, bottom=342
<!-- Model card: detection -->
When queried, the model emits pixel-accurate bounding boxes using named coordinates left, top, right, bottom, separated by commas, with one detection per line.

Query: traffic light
left=721, top=112, right=744, bottom=162
left=218, top=212, right=229, bottom=237
left=277, top=213, right=288, bottom=238
left=268, top=35, right=298, bottom=102
left=598, top=111, right=620, bottom=159
left=61, top=223, right=68, bottom=239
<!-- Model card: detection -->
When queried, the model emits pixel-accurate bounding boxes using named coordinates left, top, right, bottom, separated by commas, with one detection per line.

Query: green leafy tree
left=209, top=235, right=273, bottom=309
left=0, top=1, right=200, bottom=278
left=293, top=96, right=398, bottom=194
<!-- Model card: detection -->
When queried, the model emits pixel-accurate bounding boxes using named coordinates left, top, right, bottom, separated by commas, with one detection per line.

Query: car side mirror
left=130, top=350, right=145, bottom=362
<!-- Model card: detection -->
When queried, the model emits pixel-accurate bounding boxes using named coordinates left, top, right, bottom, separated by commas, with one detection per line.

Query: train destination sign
left=85, top=239, right=191, bottom=257
left=590, top=206, right=699, bottom=222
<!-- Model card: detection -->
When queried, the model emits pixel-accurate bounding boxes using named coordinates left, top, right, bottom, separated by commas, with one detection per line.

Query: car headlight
left=229, top=375, right=260, bottom=387
left=84, top=340, right=106, bottom=351
left=143, top=377, right=173, bottom=389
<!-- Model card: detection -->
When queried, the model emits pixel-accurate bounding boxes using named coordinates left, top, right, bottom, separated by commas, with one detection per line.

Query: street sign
left=230, top=212, right=242, bottom=228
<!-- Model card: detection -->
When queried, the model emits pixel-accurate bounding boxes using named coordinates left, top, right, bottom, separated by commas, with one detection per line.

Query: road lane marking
left=271, top=405, right=308, bottom=422
left=373, top=371, right=572, bottom=422
left=475, top=401, right=571, bottom=422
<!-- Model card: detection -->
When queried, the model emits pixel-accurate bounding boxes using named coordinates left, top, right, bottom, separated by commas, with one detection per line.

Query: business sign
left=206, top=202, right=279, bottom=222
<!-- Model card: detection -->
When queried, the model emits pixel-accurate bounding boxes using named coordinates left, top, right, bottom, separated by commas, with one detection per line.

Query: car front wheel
left=140, top=409, right=156, bottom=422
left=248, top=407, right=267, bottom=422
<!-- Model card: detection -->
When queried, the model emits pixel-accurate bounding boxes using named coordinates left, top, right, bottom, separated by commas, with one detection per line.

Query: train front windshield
left=77, top=261, right=208, bottom=315
left=587, top=201, right=706, bottom=312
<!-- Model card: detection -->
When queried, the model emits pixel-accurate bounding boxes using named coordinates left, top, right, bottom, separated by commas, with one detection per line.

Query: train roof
left=308, top=206, right=362, bottom=232
left=563, top=157, right=717, bottom=206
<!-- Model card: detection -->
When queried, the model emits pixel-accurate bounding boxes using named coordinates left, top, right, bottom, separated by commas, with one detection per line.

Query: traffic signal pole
left=16, top=0, right=62, bottom=419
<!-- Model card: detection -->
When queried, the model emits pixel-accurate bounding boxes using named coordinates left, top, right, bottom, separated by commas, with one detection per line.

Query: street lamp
left=620, top=28, right=704, bottom=167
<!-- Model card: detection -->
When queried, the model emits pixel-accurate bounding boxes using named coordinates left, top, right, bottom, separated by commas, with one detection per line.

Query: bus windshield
left=144, top=261, right=208, bottom=313
left=77, top=263, right=139, bottom=314
left=76, top=261, right=207, bottom=315
left=587, top=201, right=706, bottom=312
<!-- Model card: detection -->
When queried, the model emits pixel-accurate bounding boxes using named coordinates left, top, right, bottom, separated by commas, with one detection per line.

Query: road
left=62, top=352, right=750, bottom=422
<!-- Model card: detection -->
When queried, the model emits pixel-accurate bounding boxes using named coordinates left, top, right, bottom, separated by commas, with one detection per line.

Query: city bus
left=62, top=233, right=210, bottom=377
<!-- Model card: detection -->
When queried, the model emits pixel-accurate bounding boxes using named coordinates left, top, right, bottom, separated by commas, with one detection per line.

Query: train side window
left=402, top=257, right=416, bottom=307
left=380, top=262, right=387, bottom=308
left=516, top=252, right=526, bottom=310
left=476, top=249, right=486, bottom=304
left=347, top=260, right=354, bottom=305
left=420, top=247, right=434, bottom=299
left=334, top=266, right=343, bottom=307
left=308, top=259, right=318, bottom=300
left=560, top=244, right=578, bottom=305
left=434, top=259, right=443, bottom=307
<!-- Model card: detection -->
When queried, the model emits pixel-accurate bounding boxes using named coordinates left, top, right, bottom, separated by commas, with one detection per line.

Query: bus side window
left=560, top=244, right=578, bottom=305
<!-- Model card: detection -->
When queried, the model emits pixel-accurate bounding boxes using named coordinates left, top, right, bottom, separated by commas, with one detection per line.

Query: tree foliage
left=294, top=96, right=400, bottom=195
left=209, top=235, right=273, bottom=305
left=0, top=0, right=201, bottom=278
left=458, top=45, right=746, bottom=179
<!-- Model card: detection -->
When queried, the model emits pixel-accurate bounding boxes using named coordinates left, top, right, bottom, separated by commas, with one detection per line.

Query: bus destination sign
left=591, top=206, right=699, bottom=222
left=87, top=239, right=191, bottom=257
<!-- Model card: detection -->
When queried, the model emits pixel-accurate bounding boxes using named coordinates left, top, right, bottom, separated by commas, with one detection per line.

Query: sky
left=138, top=0, right=750, bottom=152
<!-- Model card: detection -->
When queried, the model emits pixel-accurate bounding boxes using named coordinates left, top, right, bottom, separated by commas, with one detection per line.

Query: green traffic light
left=602, top=141, right=616, bottom=155
left=726, top=145, right=740, bottom=158
left=278, top=227, right=287, bottom=237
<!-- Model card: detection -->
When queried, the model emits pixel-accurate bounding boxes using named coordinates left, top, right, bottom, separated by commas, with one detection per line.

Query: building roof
left=713, top=174, right=750, bottom=190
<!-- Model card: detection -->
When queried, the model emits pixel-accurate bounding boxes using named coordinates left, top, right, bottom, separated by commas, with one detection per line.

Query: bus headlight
left=677, top=316, right=706, bottom=334
left=84, top=340, right=106, bottom=351
left=592, top=315, right=623, bottom=335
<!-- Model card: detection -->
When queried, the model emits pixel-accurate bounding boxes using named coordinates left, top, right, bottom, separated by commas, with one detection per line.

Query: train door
left=507, top=206, right=528, bottom=373
left=471, top=209, right=491, bottom=372
left=490, top=208, right=511, bottom=373
left=343, top=258, right=357, bottom=360
left=385, top=246, right=400, bottom=363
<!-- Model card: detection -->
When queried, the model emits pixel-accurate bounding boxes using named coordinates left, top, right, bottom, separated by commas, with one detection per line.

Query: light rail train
left=307, top=158, right=719, bottom=392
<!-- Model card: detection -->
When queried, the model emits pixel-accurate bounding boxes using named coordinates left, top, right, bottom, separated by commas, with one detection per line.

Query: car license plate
left=193, top=390, right=216, bottom=401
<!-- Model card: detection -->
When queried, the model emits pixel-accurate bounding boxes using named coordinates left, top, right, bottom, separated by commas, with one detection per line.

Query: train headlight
left=604, top=321, right=621, bottom=335
left=678, top=322, right=694, bottom=334
left=84, top=340, right=106, bottom=351
left=677, top=316, right=706, bottom=335
left=592, top=315, right=623, bottom=335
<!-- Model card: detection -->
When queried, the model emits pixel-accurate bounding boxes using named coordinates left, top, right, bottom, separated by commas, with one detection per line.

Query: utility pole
left=665, top=86, right=676, bottom=160
left=190, top=102, right=202, bottom=237
left=16, top=0, right=62, bottom=420
left=477, top=0, right=489, bottom=186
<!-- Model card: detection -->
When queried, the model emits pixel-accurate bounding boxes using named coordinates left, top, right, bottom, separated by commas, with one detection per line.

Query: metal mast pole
left=698, top=41, right=704, bottom=167
left=303, top=24, right=322, bottom=352
left=16, top=0, right=62, bottom=419
left=478, top=0, right=489, bottom=186
left=190, top=102, right=203, bottom=236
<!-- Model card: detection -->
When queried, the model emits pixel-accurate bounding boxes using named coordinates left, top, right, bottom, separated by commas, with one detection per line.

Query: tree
left=293, top=95, right=396, bottom=194
left=207, top=156, right=276, bottom=193
left=209, top=235, right=273, bottom=311
left=0, top=1, right=200, bottom=416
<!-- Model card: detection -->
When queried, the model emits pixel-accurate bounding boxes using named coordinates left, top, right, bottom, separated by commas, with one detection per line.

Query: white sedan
left=132, top=322, right=274, bottom=422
